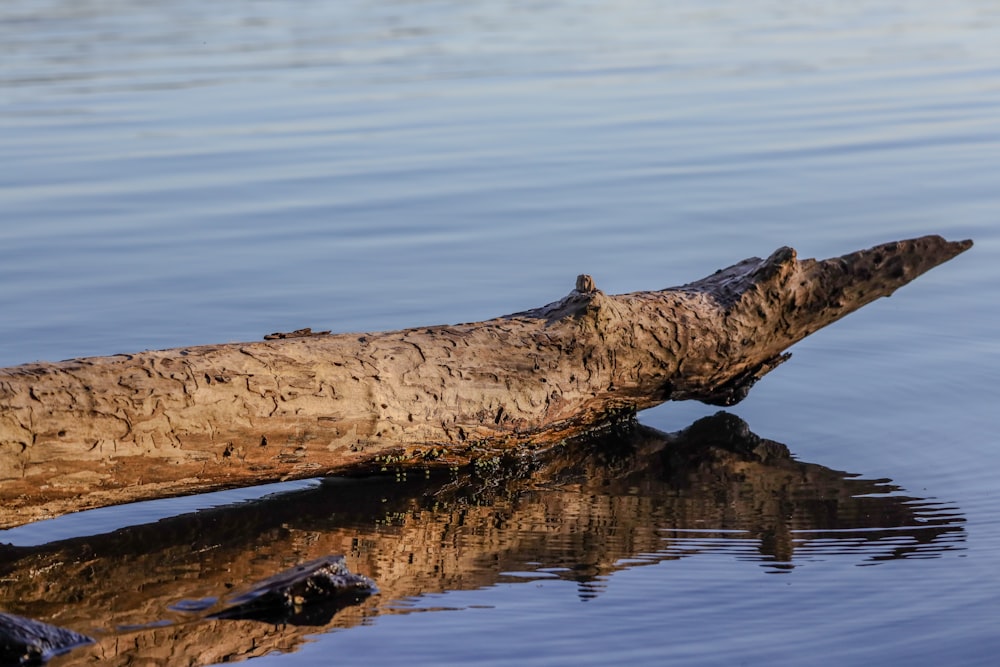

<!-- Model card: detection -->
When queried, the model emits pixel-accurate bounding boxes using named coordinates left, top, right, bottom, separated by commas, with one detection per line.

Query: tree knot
left=575, top=274, right=600, bottom=294
left=750, top=247, right=797, bottom=284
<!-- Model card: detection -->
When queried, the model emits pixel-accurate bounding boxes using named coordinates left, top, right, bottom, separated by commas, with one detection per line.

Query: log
left=0, top=235, right=972, bottom=527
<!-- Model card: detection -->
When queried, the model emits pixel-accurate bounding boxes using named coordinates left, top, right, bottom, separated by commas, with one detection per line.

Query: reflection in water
left=0, top=413, right=964, bottom=665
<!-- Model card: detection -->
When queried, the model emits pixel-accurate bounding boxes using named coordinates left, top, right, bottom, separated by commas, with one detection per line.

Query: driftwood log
left=0, top=235, right=971, bottom=528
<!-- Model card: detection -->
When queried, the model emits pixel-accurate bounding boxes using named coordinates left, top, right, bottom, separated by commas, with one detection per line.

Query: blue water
left=2, top=1, right=999, bottom=665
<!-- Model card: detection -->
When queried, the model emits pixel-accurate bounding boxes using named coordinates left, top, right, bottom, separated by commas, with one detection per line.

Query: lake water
left=2, top=0, right=999, bottom=665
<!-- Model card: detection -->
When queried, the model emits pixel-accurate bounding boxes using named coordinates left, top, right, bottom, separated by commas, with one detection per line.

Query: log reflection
left=0, top=412, right=964, bottom=666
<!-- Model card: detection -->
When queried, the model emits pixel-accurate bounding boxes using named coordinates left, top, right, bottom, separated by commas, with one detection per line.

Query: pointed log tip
left=861, top=234, right=972, bottom=259
left=833, top=234, right=974, bottom=280
left=934, top=235, right=974, bottom=261
left=748, top=236, right=970, bottom=288
left=953, top=237, right=974, bottom=252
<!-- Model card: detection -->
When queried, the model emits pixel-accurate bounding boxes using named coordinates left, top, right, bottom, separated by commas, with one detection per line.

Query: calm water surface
left=1, top=1, right=999, bottom=665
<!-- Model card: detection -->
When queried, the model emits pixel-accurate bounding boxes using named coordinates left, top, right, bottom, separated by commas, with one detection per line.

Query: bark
left=0, top=235, right=972, bottom=527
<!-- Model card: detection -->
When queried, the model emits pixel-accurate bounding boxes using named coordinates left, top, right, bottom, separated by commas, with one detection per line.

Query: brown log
left=0, top=235, right=972, bottom=527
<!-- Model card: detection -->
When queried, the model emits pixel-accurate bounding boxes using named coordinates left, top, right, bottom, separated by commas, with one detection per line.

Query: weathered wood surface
left=0, top=235, right=971, bottom=527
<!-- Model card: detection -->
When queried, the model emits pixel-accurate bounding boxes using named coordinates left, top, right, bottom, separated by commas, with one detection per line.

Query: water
left=2, top=0, right=999, bottom=665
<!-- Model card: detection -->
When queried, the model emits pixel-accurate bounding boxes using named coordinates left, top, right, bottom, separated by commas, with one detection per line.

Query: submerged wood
left=0, top=235, right=971, bottom=527
left=209, top=555, right=377, bottom=625
left=0, top=612, right=93, bottom=666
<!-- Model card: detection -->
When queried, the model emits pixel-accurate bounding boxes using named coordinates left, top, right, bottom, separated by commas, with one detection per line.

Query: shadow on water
left=0, top=412, right=965, bottom=665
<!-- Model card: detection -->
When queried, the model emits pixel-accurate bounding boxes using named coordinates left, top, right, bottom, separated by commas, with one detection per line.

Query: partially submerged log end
left=0, top=611, right=93, bottom=665
left=0, top=235, right=972, bottom=528
left=209, top=555, right=377, bottom=625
